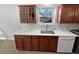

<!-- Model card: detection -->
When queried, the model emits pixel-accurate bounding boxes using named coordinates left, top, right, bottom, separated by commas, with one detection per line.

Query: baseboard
left=7, top=37, right=14, bottom=40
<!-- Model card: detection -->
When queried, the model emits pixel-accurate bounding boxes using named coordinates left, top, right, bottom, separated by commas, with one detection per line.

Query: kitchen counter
left=14, top=28, right=78, bottom=37
left=14, top=27, right=77, bottom=53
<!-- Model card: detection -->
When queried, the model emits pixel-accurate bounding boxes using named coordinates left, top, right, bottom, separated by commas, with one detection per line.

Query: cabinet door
left=74, top=8, right=79, bottom=23
left=48, top=37, right=58, bottom=52
left=19, top=5, right=36, bottom=23
left=60, top=6, right=74, bottom=23
left=32, top=36, right=39, bottom=51
left=14, top=35, right=23, bottom=50
left=23, top=36, right=32, bottom=51
left=39, top=36, right=48, bottom=51
left=19, top=6, right=28, bottom=23
left=28, top=6, right=36, bottom=23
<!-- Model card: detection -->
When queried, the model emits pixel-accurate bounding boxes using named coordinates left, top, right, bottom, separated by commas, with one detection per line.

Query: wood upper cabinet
left=60, top=4, right=79, bottom=23
left=19, top=5, right=36, bottom=23
left=60, top=6, right=74, bottom=23
left=74, top=8, right=79, bottom=23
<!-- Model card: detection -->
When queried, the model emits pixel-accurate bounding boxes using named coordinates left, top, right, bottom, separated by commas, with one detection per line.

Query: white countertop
left=14, top=27, right=78, bottom=37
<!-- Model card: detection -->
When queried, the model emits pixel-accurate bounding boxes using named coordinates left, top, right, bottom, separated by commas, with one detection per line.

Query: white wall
left=0, top=4, right=79, bottom=40
left=0, top=4, right=21, bottom=39
left=0, top=4, right=37, bottom=39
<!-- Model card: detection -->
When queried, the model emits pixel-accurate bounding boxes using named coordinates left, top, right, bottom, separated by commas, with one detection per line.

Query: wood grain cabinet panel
left=39, top=36, right=48, bottom=51
left=60, top=6, right=74, bottom=23
left=31, top=36, right=39, bottom=51
left=19, top=6, right=28, bottom=23
left=28, top=6, right=36, bottom=23
left=74, top=8, right=79, bottom=23
left=47, top=37, right=58, bottom=52
left=19, top=5, right=36, bottom=23
left=14, top=35, right=58, bottom=52
left=60, top=4, right=79, bottom=23
left=23, top=36, right=32, bottom=51
left=14, top=35, right=24, bottom=50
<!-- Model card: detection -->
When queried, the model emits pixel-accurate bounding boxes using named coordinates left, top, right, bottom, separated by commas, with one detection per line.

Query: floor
left=0, top=40, right=54, bottom=54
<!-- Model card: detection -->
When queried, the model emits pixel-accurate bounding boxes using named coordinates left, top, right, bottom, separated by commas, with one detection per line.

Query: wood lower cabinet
left=23, top=36, right=31, bottom=50
left=31, top=36, right=39, bottom=51
left=15, top=35, right=23, bottom=50
left=39, top=37, right=48, bottom=51
left=14, top=35, right=58, bottom=52
left=48, top=37, right=58, bottom=52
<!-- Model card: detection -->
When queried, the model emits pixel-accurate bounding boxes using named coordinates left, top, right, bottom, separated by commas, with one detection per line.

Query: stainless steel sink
left=41, top=30, right=55, bottom=34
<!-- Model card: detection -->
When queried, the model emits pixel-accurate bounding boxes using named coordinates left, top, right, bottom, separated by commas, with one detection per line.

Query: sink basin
left=41, top=30, right=55, bottom=34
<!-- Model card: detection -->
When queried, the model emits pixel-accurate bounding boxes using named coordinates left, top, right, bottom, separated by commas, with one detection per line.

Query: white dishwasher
left=57, top=36, right=75, bottom=53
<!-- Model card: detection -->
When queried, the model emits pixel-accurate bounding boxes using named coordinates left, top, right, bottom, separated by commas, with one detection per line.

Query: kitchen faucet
left=41, top=25, right=55, bottom=34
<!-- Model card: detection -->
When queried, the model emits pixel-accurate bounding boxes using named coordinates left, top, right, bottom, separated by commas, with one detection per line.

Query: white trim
left=0, top=37, right=6, bottom=40
left=6, top=37, right=14, bottom=40
left=58, top=5, right=62, bottom=23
